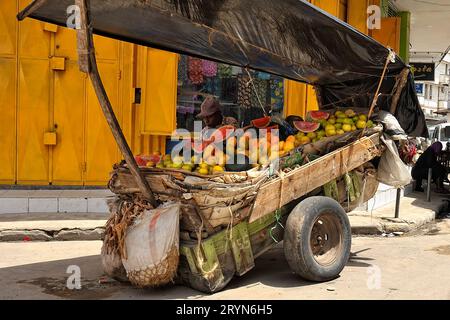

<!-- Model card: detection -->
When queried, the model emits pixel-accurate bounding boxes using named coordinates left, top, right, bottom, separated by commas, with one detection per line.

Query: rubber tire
left=284, top=196, right=351, bottom=282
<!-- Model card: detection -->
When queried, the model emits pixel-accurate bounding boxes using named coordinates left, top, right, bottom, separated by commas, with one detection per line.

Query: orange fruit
left=286, top=135, right=296, bottom=144
left=284, top=141, right=295, bottom=152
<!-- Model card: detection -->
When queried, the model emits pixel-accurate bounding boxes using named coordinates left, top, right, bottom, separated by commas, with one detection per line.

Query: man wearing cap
left=197, top=96, right=238, bottom=140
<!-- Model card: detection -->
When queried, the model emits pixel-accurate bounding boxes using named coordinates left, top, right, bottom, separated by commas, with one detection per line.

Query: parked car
left=428, top=125, right=436, bottom=138
left=431, top=123, right=450, bottom=149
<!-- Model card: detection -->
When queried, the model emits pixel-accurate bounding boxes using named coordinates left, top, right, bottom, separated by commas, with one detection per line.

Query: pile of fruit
left=152, top=154, right=226, bottom=175
left=133, top=109, right=375, bottom=175
left=289, top=109, right=374, bottom=144
left=268, top=109, right=376, bottom=159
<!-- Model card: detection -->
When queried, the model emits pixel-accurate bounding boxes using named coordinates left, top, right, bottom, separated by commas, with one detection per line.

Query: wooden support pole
left=390, top=68, right=410, bottom=115
left=367, top=52, right=392, bottom=120
left=17, top=0, right=47, bottom=21
left=75, top=0, right=157, bottom=207
left=360, top=50, right=393, bottom=138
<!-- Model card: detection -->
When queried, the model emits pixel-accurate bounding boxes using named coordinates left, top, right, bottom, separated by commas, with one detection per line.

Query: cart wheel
left=284, top=196, right=351, bottom=282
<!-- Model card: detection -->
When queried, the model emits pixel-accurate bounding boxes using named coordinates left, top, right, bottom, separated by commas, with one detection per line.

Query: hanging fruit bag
left=121, top=202, right=181, bottom=287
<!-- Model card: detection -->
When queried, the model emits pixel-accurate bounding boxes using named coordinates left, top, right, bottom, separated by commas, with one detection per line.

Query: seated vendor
left=412, top=142, right=448, bottom=193
left=197, top=96, right=238, bottom=139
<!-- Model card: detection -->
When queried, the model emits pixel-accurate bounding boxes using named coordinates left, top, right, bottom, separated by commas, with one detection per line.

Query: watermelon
left=285, top=115, right=303, bottom=128
left=210, top=125, right=235, bottom=143
left=134, top=155, right=148, bottom=166
left=293, top=121, right=320, bottom=133
left=306, top=111, right=330, bottom=122
left=192, top=140, right=211, bottom=153
left=252, top=116, right=272, bottom=129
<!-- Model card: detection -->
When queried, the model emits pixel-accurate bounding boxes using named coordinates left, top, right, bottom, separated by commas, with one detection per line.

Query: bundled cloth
left=399, top=139, right=418, bottom=165
left=188, top=57, right=204, bottom=84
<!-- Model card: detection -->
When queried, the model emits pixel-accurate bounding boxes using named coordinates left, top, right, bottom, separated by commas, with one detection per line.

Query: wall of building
left=415, top=61, right=450, bottom=115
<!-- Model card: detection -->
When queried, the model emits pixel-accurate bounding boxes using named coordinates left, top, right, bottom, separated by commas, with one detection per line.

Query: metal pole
left=394, top=188, right=401, bottom=218
left=427, top=168, right=432, bottom=202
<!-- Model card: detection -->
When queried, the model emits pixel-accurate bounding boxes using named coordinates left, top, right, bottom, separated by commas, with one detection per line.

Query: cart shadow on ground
left=220, top=245, right=375, bottom=293
left=1, top=255, right=196, bottom=300
left=409, top=190, right=450, bottom=212
left=1, top=244, right=376, bottom=300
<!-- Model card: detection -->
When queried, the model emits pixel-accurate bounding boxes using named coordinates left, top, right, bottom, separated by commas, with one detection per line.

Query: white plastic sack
left=376, top=111, right=407, bottom=140
left=122, top=202, right=181, bottom=287
left=377, top=136, right=411, bottom=188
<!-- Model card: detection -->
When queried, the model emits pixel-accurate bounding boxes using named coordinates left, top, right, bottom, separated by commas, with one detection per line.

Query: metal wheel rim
left=310, top=211, right=343, bottom=266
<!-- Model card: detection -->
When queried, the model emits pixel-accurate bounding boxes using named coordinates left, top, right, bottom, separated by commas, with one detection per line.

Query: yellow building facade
left=0, top=0, right=401, bottom=186
left=0, top=0, right=177, bottom=186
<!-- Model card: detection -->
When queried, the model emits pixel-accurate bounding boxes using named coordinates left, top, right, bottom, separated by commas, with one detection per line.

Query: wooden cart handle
left=75, top=0, right=157, bottom=207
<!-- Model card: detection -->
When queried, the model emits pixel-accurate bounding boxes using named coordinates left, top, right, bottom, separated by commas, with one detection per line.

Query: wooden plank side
left=230, top=222, right=255, bottom=276
left=249, top=133, right=381, bottom=222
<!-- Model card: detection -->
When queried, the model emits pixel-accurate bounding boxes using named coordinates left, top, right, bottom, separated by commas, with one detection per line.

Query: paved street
left=0, top=219, right=449, bottom=300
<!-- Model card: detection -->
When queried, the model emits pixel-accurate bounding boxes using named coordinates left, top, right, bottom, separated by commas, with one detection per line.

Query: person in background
left=197, top=96, right=237, bottom=140
left=411, top=142, right=448, bottom=193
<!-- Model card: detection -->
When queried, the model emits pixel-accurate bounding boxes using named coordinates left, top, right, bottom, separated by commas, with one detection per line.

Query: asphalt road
left=0, top=220, right=449, bottom=300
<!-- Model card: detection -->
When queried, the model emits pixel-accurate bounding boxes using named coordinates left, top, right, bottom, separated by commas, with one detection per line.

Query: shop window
left=176, top=55, right=284, bottom=132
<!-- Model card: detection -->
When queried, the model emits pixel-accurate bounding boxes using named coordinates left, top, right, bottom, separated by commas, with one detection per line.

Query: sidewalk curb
left=0, top=194, right=446, bottom=241
left=0, top=227, right=105, bottom=242
left=349, top=196, right=443, bottom=235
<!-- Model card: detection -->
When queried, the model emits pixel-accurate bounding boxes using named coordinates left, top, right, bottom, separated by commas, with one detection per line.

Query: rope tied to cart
left=269, top=169, right=287, bottom=243
left=244, top=67, right=268, bottom=117
left=269, top=209, right=285, bottom=243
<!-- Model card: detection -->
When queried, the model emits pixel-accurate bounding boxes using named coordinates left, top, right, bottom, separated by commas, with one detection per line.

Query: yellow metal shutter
left=51, top=26, right=85, bottom=184
left=0, top=0, right=17, bottom=183
left=52, top=61, right=86, bottom=184
left=85, top=59, right=121, bottom=185
left=16, top=10, right=51, bottom=184
left=139, top=48, right=178, bottom=136
left=339, top=0, right=348, bottom=22
left=0, top=0, right=16, bottom=55
left=347, top=0, right=370, bottom=34
left=312, top=0, right=340, bottom=16
left=53, top=29, right=124, bottom=185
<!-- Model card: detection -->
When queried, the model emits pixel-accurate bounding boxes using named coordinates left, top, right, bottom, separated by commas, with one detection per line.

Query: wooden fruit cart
left=18, top=0, right=425, bottom=293
left=108, top=129, right=383, bottom=292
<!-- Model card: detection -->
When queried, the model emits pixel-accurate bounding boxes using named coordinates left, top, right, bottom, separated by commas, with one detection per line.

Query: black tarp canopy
left=19, top=0, right=428, bottom=137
